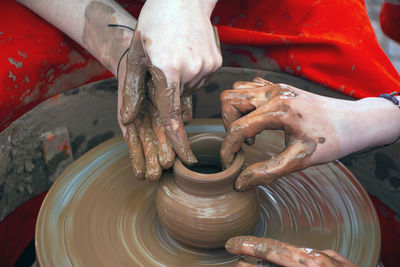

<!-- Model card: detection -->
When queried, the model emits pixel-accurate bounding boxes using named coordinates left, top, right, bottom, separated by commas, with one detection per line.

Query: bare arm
left=220, top=77, right=400, bottom=191
left=17, top=0, right=136, bottom=76
left=19, top=0, right=222, bottom=181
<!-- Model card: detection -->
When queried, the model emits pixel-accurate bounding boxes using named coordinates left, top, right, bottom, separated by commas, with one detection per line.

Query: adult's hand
left=225, top=236, right=357, bottom=267
left=220, top=77, right=400, bottom=191
left=120, top=0, right=222, bottom=174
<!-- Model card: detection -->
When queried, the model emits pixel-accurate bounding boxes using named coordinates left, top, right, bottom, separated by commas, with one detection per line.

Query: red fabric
left=0, top=1, right=400, bottom=265
left=370, top=195, right=400, bottom=267
left=0, top=191, right=47, bottom=267
left=213, top=0, right=400, bottom=99
left=1, top=0, right=400, bottom=132
left=0, top=0, right=113, bottom=132
left=380, top=2, right=400, bottom=44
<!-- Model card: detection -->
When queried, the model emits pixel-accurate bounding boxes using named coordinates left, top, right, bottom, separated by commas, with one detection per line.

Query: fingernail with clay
left=235, top=169, right=253, bottom=191
left=225, top=237, right=239, bottom=253
left=164, top=122, right=197, bottom=165
left=220, top=149, right=235, bottom=170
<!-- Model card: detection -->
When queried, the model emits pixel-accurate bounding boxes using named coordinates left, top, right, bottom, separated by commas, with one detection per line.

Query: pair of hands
left=117, top=1, right=356, bottom=266
left=117, top=0, right=222, bottom=180
left=119, top=0, right=346, bottom=194
left=117, top=0, right=221, bottom=180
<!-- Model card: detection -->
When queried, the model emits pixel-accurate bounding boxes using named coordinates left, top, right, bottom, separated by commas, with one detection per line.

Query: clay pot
left=155, top=133, right=260, bottom=249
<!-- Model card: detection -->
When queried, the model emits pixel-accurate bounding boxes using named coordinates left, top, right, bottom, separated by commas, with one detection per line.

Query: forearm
left=336, top=96, right=400, bottom=156
left=17, top=0, right=136, bottom=76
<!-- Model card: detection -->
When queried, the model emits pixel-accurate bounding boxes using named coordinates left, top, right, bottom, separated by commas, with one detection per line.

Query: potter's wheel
left=36, top=119, right=380, bottom=266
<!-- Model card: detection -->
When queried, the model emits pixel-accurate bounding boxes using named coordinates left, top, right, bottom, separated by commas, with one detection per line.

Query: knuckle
left=220, top=90, right=232, bottom=102
left=229, top=121, right=242, bottom=134
left=187, top=60, right=203, bottom=75
left=204, top=55, right=222, bottom=74
left=214, top=54, right=223, bottom=69
left=276, top=83, right=287, bottom=89
left=154, top=57, right=182, bottom=76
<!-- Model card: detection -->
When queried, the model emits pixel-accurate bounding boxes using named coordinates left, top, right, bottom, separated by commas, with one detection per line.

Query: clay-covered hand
left=123, top=100, right=175, bottom=181
left=220, top=77, right=355, bottom=191
left=120, top=0, right=222, bottom=166
left=225, top=236, right=357, bottom=267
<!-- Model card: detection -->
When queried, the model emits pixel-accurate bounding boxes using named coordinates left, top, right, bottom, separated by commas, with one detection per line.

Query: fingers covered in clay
left=252, top=77, right=274, bottom=86
left=220, top=84, right=290, bottom=132
left=236, top=259, right=255, bottom=267
left=220, top=93, right=292, bottom=168
left=181, top=95, right=193, bottom=125
left=120, top=30, right=147, bottom=125
left=136, top=108, right=162, bottom=181
left=225, top=236, right=354, bottom=267
left=234, top=140, right=316, bottom=191
left=148, top=70, right=197, bottom=165
left=220, top=79, right=324, bottom=191
left=148, top=103, right=175, bottom=169
left=229, top=79, right=272, bottom=145
left=125, top=124, right=145, bottom=180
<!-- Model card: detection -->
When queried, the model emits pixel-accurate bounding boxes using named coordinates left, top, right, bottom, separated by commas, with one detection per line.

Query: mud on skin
left=225, top=236, right=347, bottom=267
left=120, top=29, right=147, bottom=125
left=83, top=1, right=132, bottom=72
left=136, top=108, right=162, bottom=181
left=119, top=28, right=197, bottom=165
left=125, top=124, right=145, bottom=180
left=148, top=102, right=175, bottom=169
left=220, top=77, right=320, bottom=191
left=147, top=69, right=197, bottom=165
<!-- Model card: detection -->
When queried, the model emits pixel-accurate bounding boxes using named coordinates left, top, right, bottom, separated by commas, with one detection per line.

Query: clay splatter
left=8, top=58, right=23, bottom=68
left=18, top=50, right=28, bottom=59
left=8, top=71, right=16, bottom=81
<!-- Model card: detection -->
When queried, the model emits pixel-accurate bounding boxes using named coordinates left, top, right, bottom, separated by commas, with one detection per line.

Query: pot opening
left=185, top=160, right=223, bottom=174
left=183, top=134, right=225, bottom=174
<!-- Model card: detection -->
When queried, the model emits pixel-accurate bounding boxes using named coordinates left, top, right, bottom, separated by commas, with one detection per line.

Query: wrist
left=344, top=97, right=400, bottom=153
left=144, top=0, right=218, bottom=18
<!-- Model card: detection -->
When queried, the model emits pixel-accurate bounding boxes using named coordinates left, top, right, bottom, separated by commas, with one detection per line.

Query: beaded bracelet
left=356, top=91, right=400, bottom=155
left=379, top=91, right=400, bottom=107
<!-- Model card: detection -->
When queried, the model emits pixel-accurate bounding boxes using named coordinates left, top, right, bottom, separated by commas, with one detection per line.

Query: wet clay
left=35, top=129, right=380, bottom=266
left=155, top=133, right=260, bottom=249
left=125, top=124, right=145, bottom=180
left=82, top=1, right=132, bottom=73
left=147, top=72, right=197, bottom=164
left=225, top=236, right=345, bottom=267
left=136, top=108, right=162, bottom=181
left=119, top=29, right=147, bottom=125
left=181, top=95, right=193, bottom=124
left=148, top=103, right=175, bottom=169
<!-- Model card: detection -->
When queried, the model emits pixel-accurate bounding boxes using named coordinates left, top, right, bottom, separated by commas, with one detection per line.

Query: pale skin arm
left=19, top=0, right=222, bottom=180
left=17, top=0, right=135, bottom=76
left=220, top=77, right=400, bottom=191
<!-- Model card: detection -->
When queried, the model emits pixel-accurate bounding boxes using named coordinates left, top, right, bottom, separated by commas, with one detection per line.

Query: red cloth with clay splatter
left=0, top=0, right=399, bottom=266
left=1, top=0, right=400, bottom=133
left=212, top=0, right=400, bottom=99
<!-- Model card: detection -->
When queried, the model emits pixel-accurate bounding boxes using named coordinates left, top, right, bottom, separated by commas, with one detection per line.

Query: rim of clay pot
left=173, top=133, right=245, bottom=195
